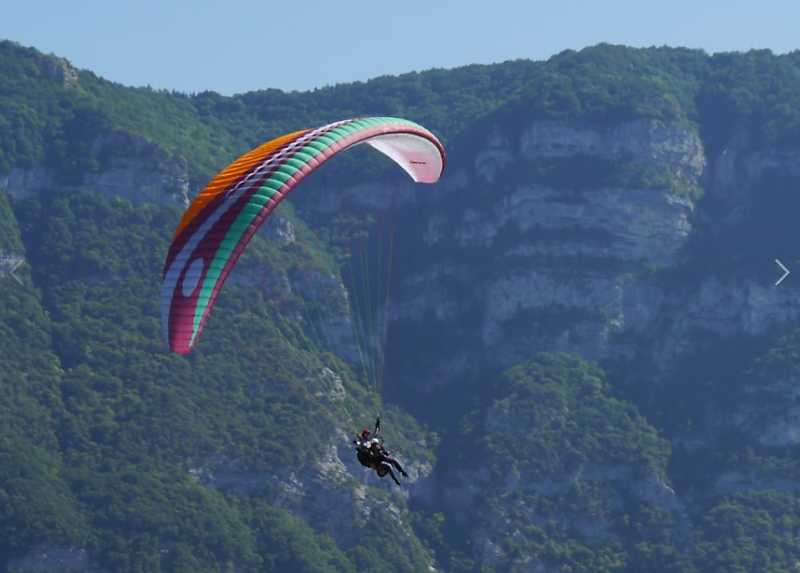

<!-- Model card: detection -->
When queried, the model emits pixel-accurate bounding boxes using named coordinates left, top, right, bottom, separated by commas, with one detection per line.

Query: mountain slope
left=4, top=40, right=800, bottom=572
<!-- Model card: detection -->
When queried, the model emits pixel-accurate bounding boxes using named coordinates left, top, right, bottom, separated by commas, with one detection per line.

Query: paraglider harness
left=354, top=417, right=390, bottom=477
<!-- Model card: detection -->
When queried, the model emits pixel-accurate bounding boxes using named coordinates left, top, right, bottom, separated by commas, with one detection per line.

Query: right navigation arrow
left=775, top=258, right=791, bottom=286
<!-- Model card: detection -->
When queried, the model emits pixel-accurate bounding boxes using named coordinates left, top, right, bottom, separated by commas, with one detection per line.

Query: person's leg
left=386, top=456, right=409, bottom=477
left=378, top=462, right=401, bottom=485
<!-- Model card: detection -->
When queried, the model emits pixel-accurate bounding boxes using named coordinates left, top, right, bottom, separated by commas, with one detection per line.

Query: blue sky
left=1, top=0, right=797, bottom=95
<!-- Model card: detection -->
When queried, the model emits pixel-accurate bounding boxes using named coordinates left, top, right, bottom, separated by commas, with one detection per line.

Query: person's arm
left=374, top=416, right=381, bottom=436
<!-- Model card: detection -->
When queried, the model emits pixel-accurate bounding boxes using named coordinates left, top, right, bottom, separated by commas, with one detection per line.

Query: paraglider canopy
left=161, top=117, right=446, bottom=354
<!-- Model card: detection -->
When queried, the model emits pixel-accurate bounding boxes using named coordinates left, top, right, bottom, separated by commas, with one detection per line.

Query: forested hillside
left=4, top=39, right=800, bottom=572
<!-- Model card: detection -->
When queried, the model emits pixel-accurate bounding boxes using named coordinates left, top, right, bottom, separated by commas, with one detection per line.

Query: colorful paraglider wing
left=161, top=117, right=446, bottom=354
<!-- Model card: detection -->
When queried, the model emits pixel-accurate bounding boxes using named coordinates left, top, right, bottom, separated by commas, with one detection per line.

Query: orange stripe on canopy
left=173, top=129, right=309, bottom=238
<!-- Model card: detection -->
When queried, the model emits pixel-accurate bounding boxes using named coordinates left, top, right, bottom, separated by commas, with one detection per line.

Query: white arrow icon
left=775, top=258, right=791, bottom=286
left=3, top=258, right=23, bottom=286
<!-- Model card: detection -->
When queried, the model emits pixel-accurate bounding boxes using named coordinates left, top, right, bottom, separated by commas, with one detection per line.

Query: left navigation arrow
left=8, top=258, right=23, bottom=285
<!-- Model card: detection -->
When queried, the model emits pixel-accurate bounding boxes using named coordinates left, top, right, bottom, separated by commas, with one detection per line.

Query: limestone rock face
left=518, top=119, right=705, bottom=177
left=86, top=132, right=190, bottom=206
left=0, top=167, right=54, bottom=200
left=366, top=118, right=702, bottom=390
left=41, top=53, right=79, bottom=86
left=262, top=214, right=296, bottom=245
left=286, top=112, right=800, bottom=569
left=0, top=132, right=189, bottom=207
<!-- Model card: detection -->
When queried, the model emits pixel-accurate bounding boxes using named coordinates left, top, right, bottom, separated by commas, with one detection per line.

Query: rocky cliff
left=6, top=42, right=800, bottom=572
left=291, top=99, right=800, bottom=569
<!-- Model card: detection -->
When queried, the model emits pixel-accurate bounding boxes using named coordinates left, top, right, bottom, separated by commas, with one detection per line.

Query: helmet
left=360, top=428, right=371, bottom=440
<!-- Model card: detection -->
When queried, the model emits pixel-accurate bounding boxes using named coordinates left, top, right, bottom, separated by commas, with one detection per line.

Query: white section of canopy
left=363, top=133, right=444, bottom=183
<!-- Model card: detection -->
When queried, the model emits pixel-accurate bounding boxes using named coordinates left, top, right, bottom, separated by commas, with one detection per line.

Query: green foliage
left=75, top=466, right=258, bottom=572
left=0, top=192, right=23, bottom=252
left=699, top=50, right=800, bottom=150
left=0, top=440, right=86, bottom=558
left=249, top=504, right=354, bottom=573
left=495, top=44, right=705, bottom=129
left=692, top=493, right=800, bottom=573
left=480, top=353, right=670, bottom=477
left=0, top=188, right=435, bottom=571
left=429, top=354, right=678, bottom=573
left=348, top=507, right=433, bottom=573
